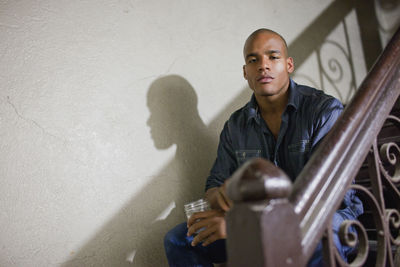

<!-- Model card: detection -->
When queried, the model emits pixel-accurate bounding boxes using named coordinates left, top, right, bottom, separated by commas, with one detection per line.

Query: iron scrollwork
left=293, top=20, right=358, bottom=105
left=322, top=112, right=400, bottom=266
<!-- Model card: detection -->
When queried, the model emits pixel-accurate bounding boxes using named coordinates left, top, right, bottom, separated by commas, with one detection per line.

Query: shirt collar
left=287, top=79, right=300, bottom=110
left=244, top=78, right=300, bottom=124
left=244, top=94, right=260, bottom=124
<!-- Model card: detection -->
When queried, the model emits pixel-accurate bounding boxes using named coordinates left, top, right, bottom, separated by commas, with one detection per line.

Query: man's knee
left=164, top=222, right=191, bottom=250
left=332, top=212, right=359, bottom=260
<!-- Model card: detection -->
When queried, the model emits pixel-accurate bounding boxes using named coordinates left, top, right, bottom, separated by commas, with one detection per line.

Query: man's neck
left=254, top=84, right=290, bottom=140
left=255, top=87, right=289, bottom=116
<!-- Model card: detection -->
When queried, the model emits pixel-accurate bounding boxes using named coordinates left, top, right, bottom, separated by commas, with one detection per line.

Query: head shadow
left=147, top=75, right=207, bottom=152
left=146, top=74, right=217, bottom=199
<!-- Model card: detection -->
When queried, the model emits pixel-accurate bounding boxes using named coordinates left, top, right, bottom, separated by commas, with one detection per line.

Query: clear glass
left=184, top=198, right=210, bottom=219
left=184, top=198, right=210, bottom=234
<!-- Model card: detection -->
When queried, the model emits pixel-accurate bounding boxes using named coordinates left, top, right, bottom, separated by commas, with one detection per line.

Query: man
left=164, top=28, right=363, bottom=266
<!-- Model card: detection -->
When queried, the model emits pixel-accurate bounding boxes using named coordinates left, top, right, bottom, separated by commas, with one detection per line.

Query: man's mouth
left=257, top=75, right=274, bottom=83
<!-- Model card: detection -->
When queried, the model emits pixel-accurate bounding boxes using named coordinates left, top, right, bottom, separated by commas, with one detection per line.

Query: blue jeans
left=164, top=212, right=354, bottom=267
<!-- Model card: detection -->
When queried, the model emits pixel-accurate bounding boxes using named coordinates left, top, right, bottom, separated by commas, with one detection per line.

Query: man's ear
left=243, top=65, right=247, bottom=80
left=287, top=57, right=294, bottom=74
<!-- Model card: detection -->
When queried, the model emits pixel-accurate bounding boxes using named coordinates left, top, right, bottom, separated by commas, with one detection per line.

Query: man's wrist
left=205, top=187, right=222, bottom=210
left=205, top=185, right=232, bottom=211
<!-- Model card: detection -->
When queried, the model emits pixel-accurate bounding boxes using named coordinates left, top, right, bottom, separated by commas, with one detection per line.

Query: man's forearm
left=205, top=184, right=232, bottom=212
left=205, top=187, right=220, bottom=210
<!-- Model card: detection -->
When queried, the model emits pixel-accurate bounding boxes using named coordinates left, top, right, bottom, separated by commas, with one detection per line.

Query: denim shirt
left=206, top=79, right=363, bottom=219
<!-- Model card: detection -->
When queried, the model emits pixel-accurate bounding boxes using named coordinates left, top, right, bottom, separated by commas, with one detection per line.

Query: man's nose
left=258, top=57, right=269, bottom=71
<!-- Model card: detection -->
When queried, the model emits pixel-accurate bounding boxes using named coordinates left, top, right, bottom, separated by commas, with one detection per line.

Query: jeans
left=164, top=222, right=226, bottom=267
left=164, top=212, right=354, bottom=267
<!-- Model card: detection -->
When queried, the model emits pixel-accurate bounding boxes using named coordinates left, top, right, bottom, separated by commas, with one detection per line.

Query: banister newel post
left=226, top=158, right=305, bottom=267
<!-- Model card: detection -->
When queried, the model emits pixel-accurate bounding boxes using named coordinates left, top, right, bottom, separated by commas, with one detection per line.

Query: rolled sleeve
left=205, top=121, right=237, bottom=191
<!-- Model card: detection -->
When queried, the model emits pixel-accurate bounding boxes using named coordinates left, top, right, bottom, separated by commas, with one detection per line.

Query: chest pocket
left=288, top=140, right=311, bottom=173
left=288, top=140, right=311, bottom=153
left=235, top=150, right=261, bottom=166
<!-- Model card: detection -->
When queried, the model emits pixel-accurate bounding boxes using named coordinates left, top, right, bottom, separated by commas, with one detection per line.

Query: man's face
left=243, top=32, right=294, bottom=100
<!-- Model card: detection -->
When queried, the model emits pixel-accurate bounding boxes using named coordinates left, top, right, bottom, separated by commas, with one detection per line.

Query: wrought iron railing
left=225, top=27, right=400, bottom=266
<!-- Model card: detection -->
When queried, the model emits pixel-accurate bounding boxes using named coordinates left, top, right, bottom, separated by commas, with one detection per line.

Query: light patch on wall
left=126, top=249, right=136, bottom=264
left=152, top=201, right=176, bottom=223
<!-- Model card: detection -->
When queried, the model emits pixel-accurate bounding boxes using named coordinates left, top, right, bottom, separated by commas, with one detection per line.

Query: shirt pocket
left=235, top=149, right=261, bottom=166
left=288, top=140, right=311, bottom=170
left=288, top=140, right=311, bottom=153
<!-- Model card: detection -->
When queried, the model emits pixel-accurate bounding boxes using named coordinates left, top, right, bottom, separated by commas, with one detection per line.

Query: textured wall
left=0, top=0, right=398, bottom=266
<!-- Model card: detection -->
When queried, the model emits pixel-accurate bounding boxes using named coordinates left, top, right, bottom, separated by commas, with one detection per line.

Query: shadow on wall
left=62, top=0, right=386, bottom=266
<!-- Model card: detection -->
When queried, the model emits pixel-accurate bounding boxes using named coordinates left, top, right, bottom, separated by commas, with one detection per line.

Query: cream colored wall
left=0, top=0, right=398, bottom=266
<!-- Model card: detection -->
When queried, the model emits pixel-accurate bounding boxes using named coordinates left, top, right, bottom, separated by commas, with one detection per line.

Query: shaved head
left=243, top=28, right=289, bottom=58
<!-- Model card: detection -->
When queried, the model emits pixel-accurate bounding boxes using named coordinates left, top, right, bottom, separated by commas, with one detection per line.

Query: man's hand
left=205, top=182, right=233, bottom=212
left=186, top=209, right=226, bottom=247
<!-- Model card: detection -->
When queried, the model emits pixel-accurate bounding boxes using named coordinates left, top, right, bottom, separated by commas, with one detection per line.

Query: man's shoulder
left=293, top=82, right=343, bottom=110
left=224, top=98, right=255, bottom=131
left=295, top=82, right=332, bottom=99
left=226, top=105, right=248, bottom=127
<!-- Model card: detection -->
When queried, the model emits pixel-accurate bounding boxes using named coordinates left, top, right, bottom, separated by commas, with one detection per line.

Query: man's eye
left=248, top=58, right=257, bottom=63
left=270, top=56, right=279, bottom=60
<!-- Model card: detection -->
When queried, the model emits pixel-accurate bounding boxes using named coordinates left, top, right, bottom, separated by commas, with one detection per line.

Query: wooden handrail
left=226, top=26, right=400, bottom=266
